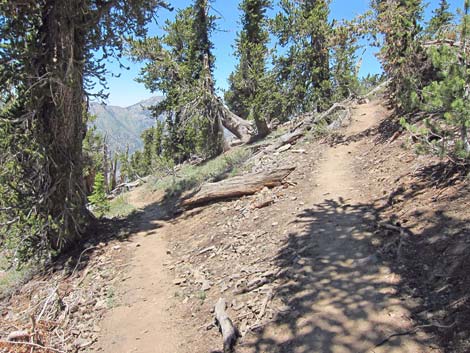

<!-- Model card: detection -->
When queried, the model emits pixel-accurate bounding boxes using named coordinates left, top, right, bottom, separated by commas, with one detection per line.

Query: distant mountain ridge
left=89, top=96, right=164, bottom=155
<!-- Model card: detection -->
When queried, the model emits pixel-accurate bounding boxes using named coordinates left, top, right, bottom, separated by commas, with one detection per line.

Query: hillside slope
left=2, top=98, right=468, bottom=353
left=89, top=96, right=163, bottom=154
left=94, top=98, right=467, bottom=353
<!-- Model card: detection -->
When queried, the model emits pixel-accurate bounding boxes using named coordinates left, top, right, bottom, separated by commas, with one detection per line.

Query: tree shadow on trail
left=241, top=198, right=436, bottom=353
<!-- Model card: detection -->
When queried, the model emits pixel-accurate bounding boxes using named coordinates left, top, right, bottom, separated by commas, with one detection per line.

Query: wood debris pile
left=0, top=242, right=128, bottom=352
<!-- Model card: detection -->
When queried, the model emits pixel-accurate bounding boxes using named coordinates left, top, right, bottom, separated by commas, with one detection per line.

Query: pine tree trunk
left=196, top=1, right=257, bottom=146
left=250, top=106, right=270, bottom=139
left=110, top=155, right=118, bottom=191
left=103, top=142, right=110, bottom=192
left=30, top=0, right=89, bottom=250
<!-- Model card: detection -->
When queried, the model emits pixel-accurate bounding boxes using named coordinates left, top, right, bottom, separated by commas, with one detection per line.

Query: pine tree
left=402, top=0, right=470, bottom=159
left=0, top=1, right=168, bottom=260
left=82, top=115, right=106, bottom=195
left=331, top=21, right=361, bottom=100
left=372, top=0, right=425, bottom=112
left=118, top=146, right=132, bottom=183
left=88, top=173, right=110, bottom=218
left=427, top=0, right=454, bottom=37
left=130, top=1, right=257, bottom=160
left=272, top=0, right=332, bottom=116
left=225, top=0, right=271, bottom=137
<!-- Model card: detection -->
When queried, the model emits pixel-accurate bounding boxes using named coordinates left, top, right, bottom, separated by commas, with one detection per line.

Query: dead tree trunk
left=103, top=140, right=110, bottom=192
left=110, top=154, right=118, bottom=191
left=211, top=96, right=257, bottom=142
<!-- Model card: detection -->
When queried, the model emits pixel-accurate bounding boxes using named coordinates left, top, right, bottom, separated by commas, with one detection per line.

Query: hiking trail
left=95, top=100, right=437, bottom=353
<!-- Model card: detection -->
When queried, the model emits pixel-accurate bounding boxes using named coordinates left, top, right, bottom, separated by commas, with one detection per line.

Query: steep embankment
left=93, top=98, right=465, bottom=353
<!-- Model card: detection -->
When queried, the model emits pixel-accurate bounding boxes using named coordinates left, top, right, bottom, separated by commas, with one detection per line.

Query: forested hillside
left=0, top=0, right=469, bottom=352
left=89, top=96, right=164, bottom=155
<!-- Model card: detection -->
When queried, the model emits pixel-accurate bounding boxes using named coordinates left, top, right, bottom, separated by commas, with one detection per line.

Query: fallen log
left=215, top=298, right=238, bottom=353
left=361, top=79, right=391, bottom=99
left=268, top=129, right=305, bottom=151
left=181, top=167, right=295, bottom=208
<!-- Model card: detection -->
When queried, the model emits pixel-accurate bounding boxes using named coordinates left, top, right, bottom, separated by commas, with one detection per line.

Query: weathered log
left=214, top=298, right=238, bottom=353
left=361, top=79, right=391, bottom=99
left=271, top=129, right=305, bottom=150
left=181, top=167, right=295, bottom=207
left=6, top=330, right=30, bottom=342
left=327, top=107, right=352, bottom=130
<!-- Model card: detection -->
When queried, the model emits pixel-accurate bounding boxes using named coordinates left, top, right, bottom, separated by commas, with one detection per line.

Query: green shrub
left=88, top=173, right=110, bottom=217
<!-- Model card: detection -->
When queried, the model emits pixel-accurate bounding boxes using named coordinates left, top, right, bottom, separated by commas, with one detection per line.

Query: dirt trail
left=95, top=101, right=436, bottom=353
left=95, top=214, right=188, bottom=353
left=239, top=102, right=433, bottom=353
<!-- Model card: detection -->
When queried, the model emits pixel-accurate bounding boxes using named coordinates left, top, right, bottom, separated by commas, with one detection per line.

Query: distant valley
left=89, top=96, right=163, bottom=155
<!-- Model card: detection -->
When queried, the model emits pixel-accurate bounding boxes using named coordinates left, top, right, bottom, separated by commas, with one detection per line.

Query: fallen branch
left=267, top=130, right=305, bottom=152
left=327, top=107, right=352, bottom=130
left=379, top=222, right=413, bottom=237
left=0, top=340, right=65, bottom=353
left=256, top=289, right=274, bottom=322
left=361, top=79, right=391, bottom=99
left=37, top=286, right=59, bottom=322
left=234, top=269, right=281, bottom=295
left=310, top=101, right=351, bottom=126
left=181, top=167, right=295, bottom=208
left=214, top=298, right=238, bottom=353
left=234, top=277, right=270, bottom=295
left=372, top=321, right=456, bottom=350
left=241, top=289, right=275, bottom=337
left=6, top=330, right=30, bottom=342
left=71, top=246, right=96, bottom=277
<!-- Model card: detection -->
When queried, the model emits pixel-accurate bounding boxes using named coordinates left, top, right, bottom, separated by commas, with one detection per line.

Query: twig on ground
left=71, top=246, right=96, bottom=277
left=0, top=340, right=65, bottom=353
left=371, top=321, right=456, bottom=350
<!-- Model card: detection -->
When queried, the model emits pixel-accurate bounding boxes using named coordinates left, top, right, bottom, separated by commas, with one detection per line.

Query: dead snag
left=181, top=167, right=295, bottom=208
left=215, top=298, right=238, bottom=353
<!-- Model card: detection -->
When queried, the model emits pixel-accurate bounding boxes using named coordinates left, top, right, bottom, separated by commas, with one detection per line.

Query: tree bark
left=103, top=141, right=110, bottom=192
left=30, top=0, right=89, bottom=250
left=251, top=105, right=270, bottom=139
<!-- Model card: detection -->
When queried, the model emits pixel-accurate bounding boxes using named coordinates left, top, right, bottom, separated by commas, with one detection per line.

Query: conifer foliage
left=130, top=0, right=257, bottom=163
left=225, top=0, right=272, bottom=136
left=372, top=0, right=425, bottom=112
left=374, top=0, right=470, bottom=161
left=271, top=0, right=332, bottom=116
left=427, top=0, right=454, bottom=37
left=0, top=1, right=168, bottom=260
left=88, top=173, right=110, bottom=218
left=401, top=0, right=470, bottom=160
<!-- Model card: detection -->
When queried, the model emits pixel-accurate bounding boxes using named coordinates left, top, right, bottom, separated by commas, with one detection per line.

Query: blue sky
left=99, top=0, right=463, bottom=107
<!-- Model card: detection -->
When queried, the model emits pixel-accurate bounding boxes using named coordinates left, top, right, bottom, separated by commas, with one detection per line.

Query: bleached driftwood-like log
left=181, top=167, right=295, bottom=207
left=215, top=298, right=238, bottom=353
left=6, top=330, right=30, bottom=342
left=266, top=129, right=305, bottom=152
